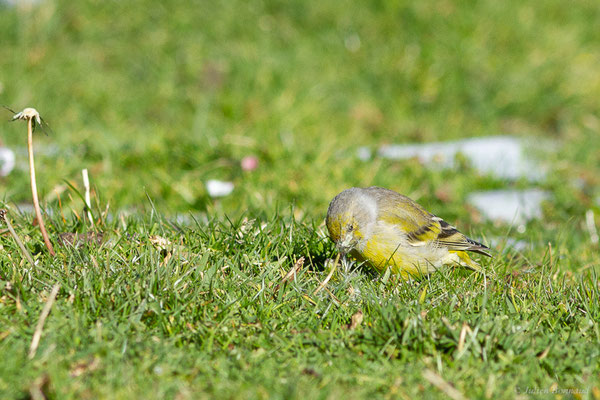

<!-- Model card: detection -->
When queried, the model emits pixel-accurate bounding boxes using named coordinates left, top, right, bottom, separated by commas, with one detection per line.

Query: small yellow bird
left=326, top=187, right=490, bottom=279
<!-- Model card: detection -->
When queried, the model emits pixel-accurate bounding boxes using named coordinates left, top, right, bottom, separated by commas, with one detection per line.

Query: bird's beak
left=336, top=233, right=354, bottom=255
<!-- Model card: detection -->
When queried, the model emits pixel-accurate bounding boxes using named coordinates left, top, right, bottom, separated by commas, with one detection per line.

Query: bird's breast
left=357, top=223, right=447, bottom=276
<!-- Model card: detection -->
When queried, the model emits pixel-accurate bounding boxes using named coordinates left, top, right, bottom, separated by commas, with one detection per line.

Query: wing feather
left=366, top=187, right=491, bottom=257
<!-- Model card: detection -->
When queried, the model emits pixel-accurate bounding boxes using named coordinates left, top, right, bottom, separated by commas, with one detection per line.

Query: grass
left=0, top=211, right=598, bottom=399
left=1, top=0, right=600, bottom=398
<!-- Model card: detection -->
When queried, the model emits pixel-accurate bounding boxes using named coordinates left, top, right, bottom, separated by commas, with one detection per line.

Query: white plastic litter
left=467, top=189, right=550, bottom=225
left=377, top=136, right=546, bottom=181
left=206, top=179, right=234, bottom=198
left=356, top=146, right=372, bottom=161
left=487, top=236, right=531, bottom=252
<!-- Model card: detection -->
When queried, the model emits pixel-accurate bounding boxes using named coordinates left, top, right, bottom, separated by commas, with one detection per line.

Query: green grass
left=0, top=211, right=598, bottom=399
left=1, top=0, right=600, bottom=398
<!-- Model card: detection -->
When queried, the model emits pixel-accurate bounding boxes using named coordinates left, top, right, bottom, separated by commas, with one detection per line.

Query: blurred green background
left=1, top=2, right=600, bottom=398
left=1, top=0, right=599, bottom=220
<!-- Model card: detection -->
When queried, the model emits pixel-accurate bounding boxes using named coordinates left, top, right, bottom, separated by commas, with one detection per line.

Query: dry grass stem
left=282, top=256, right=304, bottom=283
left=274, top=257, right=306, bottom=294
left=313, top=253, right=339, bottom=295
left=29, top=283, right=61, bottom=359
left=348, top=310, right=363, bottom=330
left=457, top=323, right=470, bottom=353
left=585, top=210, right=599, bottom=245
left=82, top=168, right=94, bottom=227
left=422, top=369, right=468, bottom=400
left=0, top=209, right=35, bottom=267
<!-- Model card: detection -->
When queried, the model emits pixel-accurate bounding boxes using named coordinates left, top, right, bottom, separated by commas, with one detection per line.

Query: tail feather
left=464, top=236, right=492, bottom=257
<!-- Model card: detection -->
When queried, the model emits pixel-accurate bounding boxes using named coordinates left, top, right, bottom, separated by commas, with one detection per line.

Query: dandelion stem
left=27, top=117, right=55, bottom=255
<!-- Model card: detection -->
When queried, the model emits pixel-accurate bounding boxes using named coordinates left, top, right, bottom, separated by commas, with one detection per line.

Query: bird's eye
left=348, top=224, right=354, bottom=232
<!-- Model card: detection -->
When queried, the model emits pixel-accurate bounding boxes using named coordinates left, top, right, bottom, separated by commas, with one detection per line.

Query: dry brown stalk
left=12, top=108, right=55, bottom=255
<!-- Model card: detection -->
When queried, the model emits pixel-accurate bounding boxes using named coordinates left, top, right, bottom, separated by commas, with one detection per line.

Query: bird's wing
left=427, top=216, right=491, bottom=256
left=376, top=191, right=491, bottom=257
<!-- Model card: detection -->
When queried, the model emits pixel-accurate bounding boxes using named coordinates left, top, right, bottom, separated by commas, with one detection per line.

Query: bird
left=326, top=187, right=490, bottom=279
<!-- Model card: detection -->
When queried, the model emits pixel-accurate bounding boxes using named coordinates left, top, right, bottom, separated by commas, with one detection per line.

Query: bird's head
left=326, top=188, right=377, bottom=254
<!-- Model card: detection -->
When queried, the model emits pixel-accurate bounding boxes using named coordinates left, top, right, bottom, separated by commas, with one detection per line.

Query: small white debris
left=171, top=213, right=208, bottom=226
left=510, top=239, right=530, bottom=251
left=499, top=237, right=531, bottom=252
left=206, top=179, right=234, bottom=198
left=585, top=210, right=599, bottom=245
left=467, top=189, right=550, bottom=225
left=15, top=204, right=54, bottom=216
left=377, top=136, right=547, bottom=182
left=0, top=147, right=15, bottom=176
left=82, top=169, right=94, bottom=226
left=356, top=146, right=372, bottom=161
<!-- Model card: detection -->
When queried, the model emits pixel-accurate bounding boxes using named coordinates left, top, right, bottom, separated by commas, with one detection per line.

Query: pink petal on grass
left=241, top=156, right=259, bottom=171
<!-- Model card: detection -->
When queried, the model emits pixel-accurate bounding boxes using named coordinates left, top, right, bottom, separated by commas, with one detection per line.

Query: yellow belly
left=353, top=231, right=480, bottom=279
left=359, top=239, right=431, bottom=278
